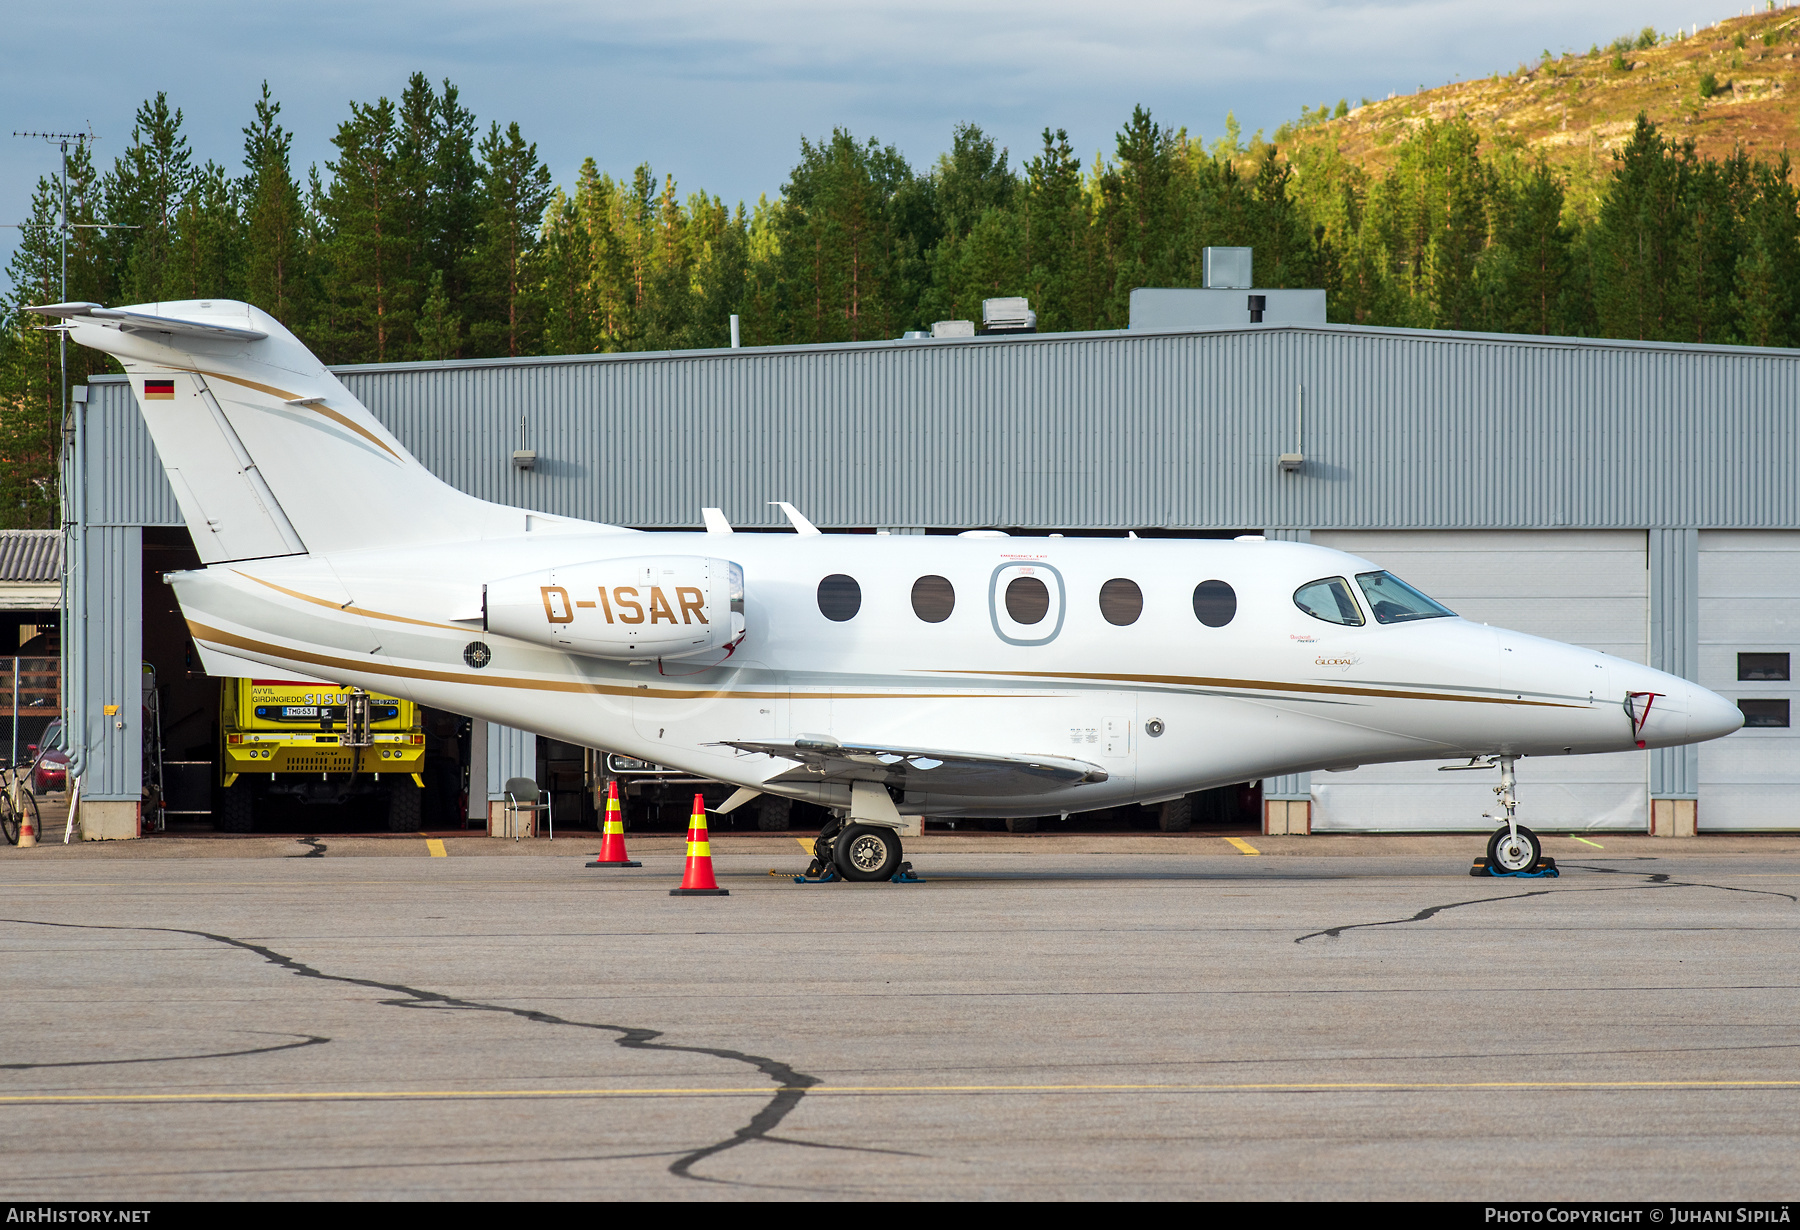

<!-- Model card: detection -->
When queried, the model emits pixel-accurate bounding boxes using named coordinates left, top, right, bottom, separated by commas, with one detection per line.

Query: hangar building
left=59, top=313, right=1799, bottom=839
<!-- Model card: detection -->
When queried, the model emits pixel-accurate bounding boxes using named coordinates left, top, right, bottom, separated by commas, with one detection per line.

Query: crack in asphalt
left=0, top=1033, right=327, bottom=1071
left=1295, top=863, right=1797, bottom=944
left=1, top=917, right=822, bottom=1186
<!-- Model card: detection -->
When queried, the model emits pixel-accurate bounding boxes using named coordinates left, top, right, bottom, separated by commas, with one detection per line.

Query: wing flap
left=718, top=738, right=1106, bottom=797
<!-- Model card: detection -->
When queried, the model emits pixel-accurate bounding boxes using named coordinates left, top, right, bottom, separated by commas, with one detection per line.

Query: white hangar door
left=1306, top=531, right=1649, bottom=832
left=1698, top=531, right=1800, bottom=831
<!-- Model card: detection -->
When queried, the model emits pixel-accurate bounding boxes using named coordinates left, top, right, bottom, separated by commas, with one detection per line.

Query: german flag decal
left=144, top=379, right=176, bottom=400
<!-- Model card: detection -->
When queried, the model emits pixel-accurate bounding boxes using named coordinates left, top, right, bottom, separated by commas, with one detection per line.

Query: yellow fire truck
left=217, top=679, right=426, bottom=832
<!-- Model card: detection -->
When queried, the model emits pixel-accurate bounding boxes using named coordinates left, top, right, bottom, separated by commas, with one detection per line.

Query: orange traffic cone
left=586, top=780, right=640, bottom=868
left=669, top=793, right=727, bottom=896
left=16, top=796, right=35, bottom=848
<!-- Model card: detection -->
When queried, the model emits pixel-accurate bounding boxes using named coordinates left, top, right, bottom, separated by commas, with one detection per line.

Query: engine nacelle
left=486, top=556, right=745, bottom=661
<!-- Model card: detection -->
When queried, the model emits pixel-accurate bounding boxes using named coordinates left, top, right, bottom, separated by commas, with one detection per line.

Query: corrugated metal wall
left=85, top=324, right=1800, bottom=532
left=73, top=526, right=141, bottom=802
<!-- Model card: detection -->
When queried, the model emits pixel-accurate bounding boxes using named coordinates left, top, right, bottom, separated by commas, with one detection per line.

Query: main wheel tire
left=387, top=782, right=423, bottom=833
left=756, top=796, right=792, bottom=832
left=1159, top=796, right=1193, bottom=832
left=216, top=783, right=254, bottom=833
left=834, top=823, right=902, bottom=882
left=1487, top=824, right=1541, bottom=873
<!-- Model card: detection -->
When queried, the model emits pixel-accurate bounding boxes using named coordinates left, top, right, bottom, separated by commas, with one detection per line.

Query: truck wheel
left=756, top=796, right=792, bottom=831
left=387, top=782, right=423, bottom=833
left=1159, top=796, right=1192, bottom=832
left=217, top=783, right=254, bottom=833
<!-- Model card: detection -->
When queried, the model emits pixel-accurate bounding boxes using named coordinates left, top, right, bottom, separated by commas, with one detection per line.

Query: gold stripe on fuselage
left=234, top=571, right=467, bottom=631
left=185, top=620, right=990, bottom=703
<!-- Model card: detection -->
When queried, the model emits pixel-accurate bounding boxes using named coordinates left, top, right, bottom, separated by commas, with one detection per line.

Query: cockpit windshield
left=1355, top=571, right=1456, bottom=624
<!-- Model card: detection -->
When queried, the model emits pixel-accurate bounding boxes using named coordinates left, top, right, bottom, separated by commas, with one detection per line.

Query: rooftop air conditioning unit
left=979, top=297, right=1037, bottom=335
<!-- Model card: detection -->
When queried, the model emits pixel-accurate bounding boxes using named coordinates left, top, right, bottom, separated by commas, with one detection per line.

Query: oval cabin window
left=817, top=574, right=862, bottom=622
left=1099, top=578, right=1143, bottom=626
left=911, top=575, right=955, bottom=623
left=1005, top=576, right=1051, bottom=625
left=1192, top=579, right=1237, bottom=628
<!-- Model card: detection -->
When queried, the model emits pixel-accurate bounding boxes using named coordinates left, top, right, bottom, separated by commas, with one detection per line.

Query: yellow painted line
left=1570, top=836, right=1605, bottom=848
left=795, top=837, right=814, bottom=853
left=6, top=1078, right=1800, bottom=1107
left=1224, top=837, right=1260, bottom=856
left=425, top=839, right=447, bottom=858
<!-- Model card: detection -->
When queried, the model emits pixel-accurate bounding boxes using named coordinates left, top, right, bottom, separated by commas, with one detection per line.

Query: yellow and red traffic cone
left=587, top=780, right=640, bottom=868
left=16, top=797, right=35, bottom=848
left=669, top=793, right=727, bottom=896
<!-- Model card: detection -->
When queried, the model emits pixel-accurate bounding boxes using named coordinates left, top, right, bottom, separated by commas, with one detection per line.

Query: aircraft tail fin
left=33, top=300, right=527, bottom=563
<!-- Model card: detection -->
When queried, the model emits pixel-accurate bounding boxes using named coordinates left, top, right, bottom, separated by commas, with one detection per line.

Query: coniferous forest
left=6, top=69, right=1799, bottom=528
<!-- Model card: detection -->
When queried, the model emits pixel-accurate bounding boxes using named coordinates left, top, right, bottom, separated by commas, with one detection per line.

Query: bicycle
left=0, top=759, right=40, bottom=846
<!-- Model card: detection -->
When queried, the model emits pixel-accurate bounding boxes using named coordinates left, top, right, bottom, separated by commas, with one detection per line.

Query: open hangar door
left=1699, top=531, right=1799, bottom=830
left=1306, top=531, right=1650, bottom=833
left=142, top=527, right=476, bottom=834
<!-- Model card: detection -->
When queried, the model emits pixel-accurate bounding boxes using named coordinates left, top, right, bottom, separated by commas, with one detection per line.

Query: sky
left=1, top=0, right=1754, bottom=270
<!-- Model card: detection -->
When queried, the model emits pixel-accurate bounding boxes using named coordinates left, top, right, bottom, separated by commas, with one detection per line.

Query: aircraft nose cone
left=1685, top=683, right=1745, bottom=742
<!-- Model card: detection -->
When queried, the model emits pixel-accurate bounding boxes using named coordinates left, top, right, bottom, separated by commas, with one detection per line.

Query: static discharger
left=586, top=780, right=640, bottom=868
left=670, top=793, right=727, bottom=896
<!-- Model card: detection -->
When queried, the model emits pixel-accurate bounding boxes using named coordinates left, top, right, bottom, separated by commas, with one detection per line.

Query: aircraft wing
left=719, top=738, right=1108, bottom=797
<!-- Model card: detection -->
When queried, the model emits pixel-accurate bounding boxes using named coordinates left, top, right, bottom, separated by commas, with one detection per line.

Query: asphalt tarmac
left=2, top=837, right=1797, bottom=1201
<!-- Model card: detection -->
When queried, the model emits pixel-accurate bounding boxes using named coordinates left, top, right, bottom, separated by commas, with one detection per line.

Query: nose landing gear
left=1449, top=755, right=1558, bottom=878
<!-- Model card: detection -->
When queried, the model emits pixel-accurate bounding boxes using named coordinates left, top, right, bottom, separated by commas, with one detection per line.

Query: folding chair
left=502, top=776, right=552, bottom=840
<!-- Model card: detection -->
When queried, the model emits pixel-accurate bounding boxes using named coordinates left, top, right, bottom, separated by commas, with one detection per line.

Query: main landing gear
left=803, top=814, right=911, bottom=883
left=1468, top=756, right=1556, bottom=878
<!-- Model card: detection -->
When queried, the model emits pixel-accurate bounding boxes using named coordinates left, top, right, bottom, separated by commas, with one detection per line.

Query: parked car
left=29, top=719, right=68, bottom=793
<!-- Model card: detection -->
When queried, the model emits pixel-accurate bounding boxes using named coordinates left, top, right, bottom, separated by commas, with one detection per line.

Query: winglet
left=702, top=507, right=733, bottom=535
left=769, top=501, right=822, bottom=535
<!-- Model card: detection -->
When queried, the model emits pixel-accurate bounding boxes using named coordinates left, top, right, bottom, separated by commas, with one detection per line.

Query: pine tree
left=1482, top=160, right=1574, bottom=335
left=771, top=130, right=917, bottom=343
left=471, top=120, right=552, bottom=357
left=1590, top=115, right=1691, bottom=341
left=105, top=93, right=195, bottom=304
left=168, top=160, right=239, bottom=301
left=1019, top=128, right=1096, bottom=332
left=240, top=82, right=309, bottom=327
left=315, top=95, right=419, bottom=362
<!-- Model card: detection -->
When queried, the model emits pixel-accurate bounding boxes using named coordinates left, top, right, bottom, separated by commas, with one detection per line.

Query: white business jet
left=34, top=300, right=1743, bottom=879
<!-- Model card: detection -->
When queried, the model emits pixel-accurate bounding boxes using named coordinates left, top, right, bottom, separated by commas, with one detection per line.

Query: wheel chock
left=890, top=861, right=923, bottom=884
left=1469, top=856, right=1559, bottom=879
left=793, top=859, right=839, bottom=884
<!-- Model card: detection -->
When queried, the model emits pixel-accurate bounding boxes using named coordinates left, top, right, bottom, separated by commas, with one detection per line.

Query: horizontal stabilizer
left=27, top=302, right=267, bottom=341
left=718, top=738, right=1107, bottom=797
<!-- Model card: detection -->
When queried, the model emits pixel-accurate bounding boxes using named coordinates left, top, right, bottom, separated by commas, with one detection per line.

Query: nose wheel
left=1487, top=824, right=1541, bottom=873
left=1464, top=755, right=1557, bottom=877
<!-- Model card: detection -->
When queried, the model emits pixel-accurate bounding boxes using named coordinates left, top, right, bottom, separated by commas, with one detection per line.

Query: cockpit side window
left=1293, top=577, right=1365, bottom=627
left=1355, top=571, right=1456, bottom=624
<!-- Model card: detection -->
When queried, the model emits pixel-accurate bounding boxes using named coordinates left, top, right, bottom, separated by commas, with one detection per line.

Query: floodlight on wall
left=512, top=450, right=537, bottom=471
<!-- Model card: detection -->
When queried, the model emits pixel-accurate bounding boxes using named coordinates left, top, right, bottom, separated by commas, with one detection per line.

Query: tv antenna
left=10, top=129, right=134, bottom=496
